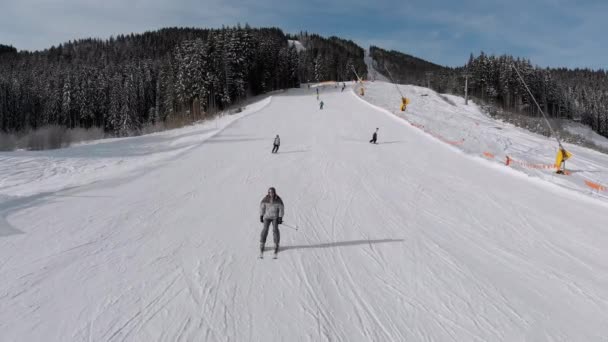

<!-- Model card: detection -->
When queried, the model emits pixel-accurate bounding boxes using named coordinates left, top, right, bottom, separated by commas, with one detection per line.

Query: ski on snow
left=258, top=248, right=279, bottom=260
left=258, top=253, right=278, bottom=259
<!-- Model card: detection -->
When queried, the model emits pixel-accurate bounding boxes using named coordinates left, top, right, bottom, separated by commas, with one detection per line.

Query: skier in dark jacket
left=259, top=187, right=284, bottom=255
left=320, top=101, right=324, bottom=110
left=272, top=134, right=280, bottom=153
left=369, top=128, right=379, bottom=144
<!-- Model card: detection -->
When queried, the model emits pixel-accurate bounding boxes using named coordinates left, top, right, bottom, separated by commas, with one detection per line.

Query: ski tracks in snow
left=3, top=88, right=608, bottom=341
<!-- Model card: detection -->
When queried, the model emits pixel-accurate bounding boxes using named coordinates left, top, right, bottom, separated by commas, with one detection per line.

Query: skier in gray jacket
left=259, top=187, right=284, bottom=255
left=272, top=135, right=280, bottom=153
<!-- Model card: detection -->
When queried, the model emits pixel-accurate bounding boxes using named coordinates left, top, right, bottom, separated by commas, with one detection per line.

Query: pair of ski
left=259, top=247, right=279, bottom=259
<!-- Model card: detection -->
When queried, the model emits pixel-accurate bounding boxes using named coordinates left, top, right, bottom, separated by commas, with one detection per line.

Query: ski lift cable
left=382, top=64, right=405, bottom=98
left=511, top=63, right=563, bottom=149
left=351, top=65, right=362, bottom=82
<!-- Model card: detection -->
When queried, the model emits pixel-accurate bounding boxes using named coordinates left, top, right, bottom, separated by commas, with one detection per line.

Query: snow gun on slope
left=512, top=63, right=572, bottom=174
left=382, top=64, right=410, bottom=111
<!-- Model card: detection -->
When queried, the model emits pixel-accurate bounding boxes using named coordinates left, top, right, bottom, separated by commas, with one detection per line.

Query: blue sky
left=1, top=0, right=606, bottom=69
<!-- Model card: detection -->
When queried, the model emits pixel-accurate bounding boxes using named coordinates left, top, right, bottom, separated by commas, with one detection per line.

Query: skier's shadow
left=282, top=239, right=403, bottom=251
left=340, top=138, right=406, bottom=145
left=377, top=140, right=406, bottom=145
left=567, top=169, right=603, bottom=174
left=0, top=224, right=23, bottom=237
left=277, top=150, right=311, bottom=154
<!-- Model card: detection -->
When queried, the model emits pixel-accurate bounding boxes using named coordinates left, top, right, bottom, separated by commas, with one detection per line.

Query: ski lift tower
left=462, top=71, right=471, bottom=105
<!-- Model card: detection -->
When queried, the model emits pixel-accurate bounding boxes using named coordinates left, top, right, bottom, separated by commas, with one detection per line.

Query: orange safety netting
left=584, top=180, right=607, bottom=191
left=397, top=112, right=588, bottom=180
left=505, top=156, right=557, bottom=170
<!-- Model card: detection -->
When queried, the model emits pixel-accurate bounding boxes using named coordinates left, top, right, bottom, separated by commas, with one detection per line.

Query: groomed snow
left=564, top=122, right=608, bottom=150
left=1, top=85, right=608, bottom=341
left=0, top=98, right=271, bottom=197
left=361, top=81, right=608, bottom=201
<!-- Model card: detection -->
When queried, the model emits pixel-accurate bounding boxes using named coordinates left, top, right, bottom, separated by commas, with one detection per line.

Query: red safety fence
left=584, top=180, right=607, bottom=192
left=505, top=156, right=556, bottom=170
left=392, top=109, right=608, bottom=194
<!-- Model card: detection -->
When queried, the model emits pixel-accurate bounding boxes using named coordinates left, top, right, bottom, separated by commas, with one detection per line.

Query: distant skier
left=341, top=83, right=345, bottom=92
left=320, top=101, right=324, bottom=110
left=272, top=134, right=280, bottom=153
left=369, top=128, right=378, bottom=144
left=259, top=187, right=284, bottom=257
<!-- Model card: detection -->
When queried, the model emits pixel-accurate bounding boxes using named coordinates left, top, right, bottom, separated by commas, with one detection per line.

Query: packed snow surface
left=564, top=121, right=608, bottom=150
left=1, top=84, right=608, bottom=341
left=363, top=81, right=608, bottom=201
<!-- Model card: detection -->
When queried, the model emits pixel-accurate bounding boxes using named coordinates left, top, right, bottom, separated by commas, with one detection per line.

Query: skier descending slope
left=369, top=127, right=379, bottom=144
left=272, top=134, right=280, bottom=153
left=259, top=187, right=284, bottom=259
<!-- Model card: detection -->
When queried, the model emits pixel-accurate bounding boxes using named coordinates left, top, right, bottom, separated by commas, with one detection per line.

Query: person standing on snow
left=369, top=128, right=379, bottom=144
left=320, top=101, right=324, bottom=110
left=259, top=187, right=284, bottom=256
left=272, top=134, right=280, bottom=153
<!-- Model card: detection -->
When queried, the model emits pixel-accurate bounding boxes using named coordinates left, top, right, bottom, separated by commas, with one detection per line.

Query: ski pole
left=281, top=223, right=299, bottom=231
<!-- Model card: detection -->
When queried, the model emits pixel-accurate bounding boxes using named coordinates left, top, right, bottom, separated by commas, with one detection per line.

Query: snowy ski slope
left=1, top=85, right=608, bottom=341
left=362, top=81, right=608, bottom=201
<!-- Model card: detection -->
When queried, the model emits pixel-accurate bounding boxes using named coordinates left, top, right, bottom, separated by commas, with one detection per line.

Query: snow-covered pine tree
left=61, top=76, right=72, bottom=128
left=107, top=74, right=122, bottom=135
left=119, top=71, right=137, bottom=136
